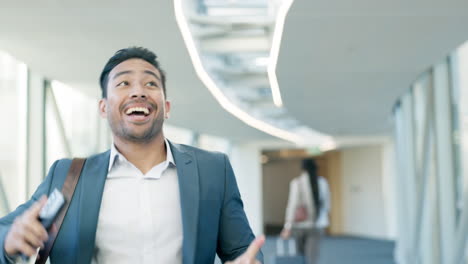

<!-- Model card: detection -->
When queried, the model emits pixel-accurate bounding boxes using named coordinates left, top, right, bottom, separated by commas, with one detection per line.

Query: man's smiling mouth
left=125, top=107, right=150, bottom=116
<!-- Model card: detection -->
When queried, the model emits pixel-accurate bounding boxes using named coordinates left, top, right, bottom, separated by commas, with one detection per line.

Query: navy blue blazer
left=0, top=142, right=262, bottom=263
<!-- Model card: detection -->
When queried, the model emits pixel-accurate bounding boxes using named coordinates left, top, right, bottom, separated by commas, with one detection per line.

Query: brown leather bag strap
left=35, top=158, right=86, bottom=264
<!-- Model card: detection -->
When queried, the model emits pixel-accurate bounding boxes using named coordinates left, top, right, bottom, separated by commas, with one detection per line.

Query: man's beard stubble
left=108, top=111, right=165, bottom=144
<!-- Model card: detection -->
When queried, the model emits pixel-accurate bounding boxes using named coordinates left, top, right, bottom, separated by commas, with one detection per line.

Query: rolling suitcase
left=270, top=238, right=307, bottom=264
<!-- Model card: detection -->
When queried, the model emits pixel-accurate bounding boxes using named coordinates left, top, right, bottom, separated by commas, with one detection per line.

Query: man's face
left=99, top=58, right=170, bottom=143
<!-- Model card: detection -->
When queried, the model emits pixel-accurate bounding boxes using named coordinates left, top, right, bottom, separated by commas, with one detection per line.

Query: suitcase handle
left=276, top=238, right=297, bottom=256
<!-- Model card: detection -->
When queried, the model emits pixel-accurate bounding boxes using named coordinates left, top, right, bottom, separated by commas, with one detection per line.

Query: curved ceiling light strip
left=174, top=0, right=335, bottom=149
left=268, top=0, right=294, bottom=107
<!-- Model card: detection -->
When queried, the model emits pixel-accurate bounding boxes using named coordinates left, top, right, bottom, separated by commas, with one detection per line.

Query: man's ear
left=99, top=98, right=107, bottom=118
left=164, top=100, right=171, bottom=119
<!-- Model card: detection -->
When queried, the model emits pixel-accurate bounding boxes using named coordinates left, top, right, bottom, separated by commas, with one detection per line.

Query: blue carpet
left=263, top=235, right=396, bottom=264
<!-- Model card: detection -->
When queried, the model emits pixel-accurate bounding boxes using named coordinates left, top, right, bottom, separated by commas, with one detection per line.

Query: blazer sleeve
left=0, top=160, right=59, bottom=264
left=216, top=154, right=263, bottom=263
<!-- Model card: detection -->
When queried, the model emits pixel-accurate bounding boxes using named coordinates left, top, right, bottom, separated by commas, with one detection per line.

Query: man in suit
left=0, top=47, right=264, bottom=264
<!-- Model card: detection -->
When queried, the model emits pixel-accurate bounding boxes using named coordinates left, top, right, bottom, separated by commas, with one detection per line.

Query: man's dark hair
left=99, top=47, right=167, bottom=98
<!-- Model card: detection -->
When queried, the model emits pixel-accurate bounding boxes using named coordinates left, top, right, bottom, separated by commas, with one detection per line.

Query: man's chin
left=110, top=122, right=162, bottom=143
left=120, top=129, right=160, bottom=143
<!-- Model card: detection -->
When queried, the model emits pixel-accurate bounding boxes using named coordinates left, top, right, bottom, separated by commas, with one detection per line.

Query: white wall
left=262, top=158, right=300, bottom=226
left=340, top=145, right=390, bottom=239
left=382, top=140, right=398, bottom=239
left=230, top=143, right=263, bottom=236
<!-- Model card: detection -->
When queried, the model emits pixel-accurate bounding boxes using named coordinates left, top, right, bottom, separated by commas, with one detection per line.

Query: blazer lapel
left=76, top=151, right=109, bottom=264
left=170, top=142, right=200, bottom=264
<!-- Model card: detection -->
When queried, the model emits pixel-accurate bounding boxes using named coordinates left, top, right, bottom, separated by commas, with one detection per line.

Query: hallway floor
left=263, top=235, right=396, bottom=264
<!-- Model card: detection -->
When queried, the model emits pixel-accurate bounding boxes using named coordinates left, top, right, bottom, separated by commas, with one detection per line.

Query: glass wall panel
left=451, top=41, right=468, bottom=264
left=393, top=42, right=468, bottom=263
left=45, top=83, right=68, bottom=168
left=452, top=42, right=468, bottom=222
left=412, top=73, right=430, bottom=174
left=46, top=81, right=101, bottom=169
left=0, top=51, right=28, bottom=212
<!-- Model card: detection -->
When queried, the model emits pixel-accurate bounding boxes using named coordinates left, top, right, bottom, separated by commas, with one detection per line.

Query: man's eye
left=146, top=81, right=157, bottom=87
left=117, top=81, right=128, bottom=87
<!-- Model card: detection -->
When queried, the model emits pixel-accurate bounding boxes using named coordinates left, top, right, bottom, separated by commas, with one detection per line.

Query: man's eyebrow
left=112, top=70, right=161, bottom=82
left=143, top=70, right=161, bottom=81
left=113, top=70, right=133, bottom=80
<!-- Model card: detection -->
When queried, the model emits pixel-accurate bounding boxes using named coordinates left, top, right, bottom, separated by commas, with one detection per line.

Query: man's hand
left=280, top=228, right=291, bottom=239
left=226, top=235, right=265, bottom=264
left=3, top=196, right=49, bottom=257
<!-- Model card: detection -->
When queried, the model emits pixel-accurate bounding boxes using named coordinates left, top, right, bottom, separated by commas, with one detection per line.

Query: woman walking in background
left=280, top=158, right=330, bottom=264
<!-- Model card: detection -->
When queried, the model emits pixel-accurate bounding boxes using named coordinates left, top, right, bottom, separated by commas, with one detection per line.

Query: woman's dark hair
left=302, top=158, right=321, bottom=219
left=99, top=46, right=167, bottom=98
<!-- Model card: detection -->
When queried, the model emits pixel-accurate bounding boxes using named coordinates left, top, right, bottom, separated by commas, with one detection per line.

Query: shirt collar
left=108, top=139, right=176, bottom=172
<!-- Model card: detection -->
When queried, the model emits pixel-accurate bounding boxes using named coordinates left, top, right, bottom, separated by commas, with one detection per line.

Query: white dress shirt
left=92, top=139, right=183, bottom=264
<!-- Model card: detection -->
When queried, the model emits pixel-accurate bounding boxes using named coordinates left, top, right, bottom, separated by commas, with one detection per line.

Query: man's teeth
left=126, top=107, right=150, bottom=115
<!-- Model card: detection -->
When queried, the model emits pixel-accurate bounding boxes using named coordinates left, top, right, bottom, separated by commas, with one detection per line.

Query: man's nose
left=130, top=84, right=147, bottom=99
